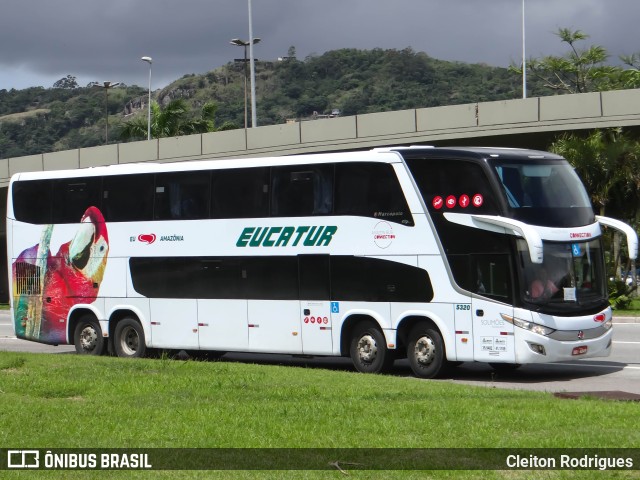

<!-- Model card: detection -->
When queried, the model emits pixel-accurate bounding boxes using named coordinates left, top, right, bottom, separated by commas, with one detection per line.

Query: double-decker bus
left=7, top=146, right=637, bottom=378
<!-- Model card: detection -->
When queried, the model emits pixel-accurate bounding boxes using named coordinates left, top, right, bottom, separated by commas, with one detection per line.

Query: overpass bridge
left=1, top=88, right=640, bottom=187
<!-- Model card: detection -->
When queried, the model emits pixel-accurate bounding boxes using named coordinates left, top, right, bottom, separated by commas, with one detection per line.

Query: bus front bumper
left=513, top=325, right=613, bottom=364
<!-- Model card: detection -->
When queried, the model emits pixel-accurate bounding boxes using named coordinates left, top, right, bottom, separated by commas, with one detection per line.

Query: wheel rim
left=120, top=326, right=139, bottom=356
left=79, top=325, right=99, bottom=352
left=357, top=334, right=378, bottom=363
left=414, top=335, right=436, bottom=366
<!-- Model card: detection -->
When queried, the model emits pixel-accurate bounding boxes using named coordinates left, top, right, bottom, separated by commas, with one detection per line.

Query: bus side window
left=52, top=177, right=102, bottom=223
left=335, top=163, right=413, bottom=225
left=211, top=167, right=269, bottom=219
left=448, top=253, right=513, bottom=302
left=154, top=171, right=211, bottom=220
left=408, top=159, right=499, bottom=215
left=12, top=180, right=53, bottom=224
left=103, top=174, right=154, bottom=222
left=331, top=256, right=433, bottom=302
left=270, top=165, right=333, bottom=217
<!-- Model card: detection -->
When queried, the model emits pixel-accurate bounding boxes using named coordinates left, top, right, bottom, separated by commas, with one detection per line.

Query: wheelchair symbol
left=331, top=302, right=340, bottom=313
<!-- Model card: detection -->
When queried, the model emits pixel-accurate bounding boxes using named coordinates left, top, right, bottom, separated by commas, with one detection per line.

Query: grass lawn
left=1, top=351, right=638, bottom=479
left=613, top=297, right=640, bottom=317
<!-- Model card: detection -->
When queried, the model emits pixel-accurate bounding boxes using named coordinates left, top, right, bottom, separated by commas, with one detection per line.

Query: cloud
left=0, top=0, right=638, bottom=90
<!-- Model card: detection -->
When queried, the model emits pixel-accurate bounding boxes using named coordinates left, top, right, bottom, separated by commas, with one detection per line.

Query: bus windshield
left=518, top=238, right=608, bottom=313
left=490, top=159, right=594, bottom=227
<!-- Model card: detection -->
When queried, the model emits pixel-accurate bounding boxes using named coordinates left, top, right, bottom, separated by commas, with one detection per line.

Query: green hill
left=0, top=47, right=541, bottom=160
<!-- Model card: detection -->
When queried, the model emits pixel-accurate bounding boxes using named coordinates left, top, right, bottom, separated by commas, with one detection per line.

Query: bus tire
left=114, top=318, right=147, bottom=358
left=349, top=321, right=394, bottom=374
left=73, top=316, right=105, bottom=355
left=407, top=323, right=445, bottom=379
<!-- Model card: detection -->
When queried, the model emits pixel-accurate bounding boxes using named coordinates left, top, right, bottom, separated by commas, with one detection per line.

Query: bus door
left=470, top=254, right=516, bottom=363
left=298, top=255, right=333, bottom=355
left=246, top=257, right=302, bottom=354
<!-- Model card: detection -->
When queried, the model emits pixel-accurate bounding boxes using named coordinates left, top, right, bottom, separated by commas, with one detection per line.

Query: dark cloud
left=0, top=0, right=638, bottom=90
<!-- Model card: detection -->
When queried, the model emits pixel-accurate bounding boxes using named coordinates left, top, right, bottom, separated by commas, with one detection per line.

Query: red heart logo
left=138, top=233, right=156, bottom=244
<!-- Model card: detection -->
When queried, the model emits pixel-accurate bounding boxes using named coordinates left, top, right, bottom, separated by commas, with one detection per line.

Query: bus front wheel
left=114, top=318, right=147, bottom=358
left=73, top=316, right=105, bottom=355
left=349, top=321, right=394, bottom=374
left=407, top=323, right=445, bottom=379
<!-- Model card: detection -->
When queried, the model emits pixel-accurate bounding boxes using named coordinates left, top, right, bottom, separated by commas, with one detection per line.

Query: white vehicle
left=7, top=146, right=637, bottom=378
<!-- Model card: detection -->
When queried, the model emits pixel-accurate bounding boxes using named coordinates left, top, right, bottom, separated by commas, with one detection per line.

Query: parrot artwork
left=12, top=206, right=109, bottom=344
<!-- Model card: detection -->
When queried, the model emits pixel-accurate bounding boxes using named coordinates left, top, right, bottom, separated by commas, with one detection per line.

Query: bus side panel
left=247, top=300, right=302, bottom=354
left=197, top=299, right=249, bottom=351
left=149, top=298, right=199, bottom=350
left=299, top=300, right=334, bottom=355
left=100, top=257, right=129, bottom=298
left=453, top=303, right=474, bottom=361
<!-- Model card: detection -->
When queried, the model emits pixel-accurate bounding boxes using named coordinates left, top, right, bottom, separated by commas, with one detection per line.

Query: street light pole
left=141, top=56, right=153, bottom=140
left=522, top=0, right=527, bottom=99
left=248, top=0, right=258, bottom=127
left=93, top=81, right=121, bottom=144
left=231, top=38, right=260, bottom=129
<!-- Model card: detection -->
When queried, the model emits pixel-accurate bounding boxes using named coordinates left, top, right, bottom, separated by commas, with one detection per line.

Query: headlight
left=501, top=314, right=556, bottom=336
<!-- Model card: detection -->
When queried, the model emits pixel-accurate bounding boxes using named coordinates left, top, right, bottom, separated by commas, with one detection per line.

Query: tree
left=53, top=75, right=79, bottom=89
left=617, top=53, right=640, bottom=89
left=550, top=128, right=640, bottom=217
left=511, top=28, right=620, bottom=94
left=119, top=99, right=235, bottom=141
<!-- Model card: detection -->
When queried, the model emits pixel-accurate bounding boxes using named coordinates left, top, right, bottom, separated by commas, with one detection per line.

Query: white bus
left=7, top=146, right=637, bottom=378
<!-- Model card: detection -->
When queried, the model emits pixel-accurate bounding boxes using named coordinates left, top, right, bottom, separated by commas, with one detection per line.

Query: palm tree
left=120, top=99, right=235, bottom=141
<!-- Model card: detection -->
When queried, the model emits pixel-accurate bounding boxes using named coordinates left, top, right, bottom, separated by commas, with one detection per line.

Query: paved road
left=1, top=311, right=638, bottom=394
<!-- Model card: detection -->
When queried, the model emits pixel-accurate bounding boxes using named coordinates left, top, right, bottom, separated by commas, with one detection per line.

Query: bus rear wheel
left=73, top=316, right=105, bottom=355
left=349, top=321, right=394, bottom=374
left=114, top=318, right=147, bottom=358
left=407, top=323, right=445, bottom=379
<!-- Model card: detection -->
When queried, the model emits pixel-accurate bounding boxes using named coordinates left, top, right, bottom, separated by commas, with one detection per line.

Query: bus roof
left=9, top=149, right=405, bottom=182
left=9, top=146, right=567, bottom=183
left=388, top=146, right=566, bottom=162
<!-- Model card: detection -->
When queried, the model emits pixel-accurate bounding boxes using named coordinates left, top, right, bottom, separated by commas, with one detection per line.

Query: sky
left=0, top=0, right=638, bottom=91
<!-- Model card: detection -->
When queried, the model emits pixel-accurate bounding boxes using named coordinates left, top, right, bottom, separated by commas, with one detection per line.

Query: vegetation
left=617, top=296, right=640, bottom=316
left=0, top=83, right=145, bottom=158
left=550, top=128, right=640, bottom=220
left=608, top=279, right=634, bottom=310
left=1, top=351, right=638, bottom=479
left=119, top=99, right=237, bottom=141
left=0, top=46, right=543, bottom=160
left=511, top=28, right=640, bottom=93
